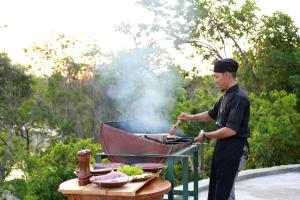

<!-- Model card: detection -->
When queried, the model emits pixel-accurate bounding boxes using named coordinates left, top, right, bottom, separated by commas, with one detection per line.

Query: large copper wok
left=99, top=121, right=193, bottom=164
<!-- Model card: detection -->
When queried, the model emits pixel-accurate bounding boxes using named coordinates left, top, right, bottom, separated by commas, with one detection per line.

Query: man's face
left=213, top=72, right=229, bottom=92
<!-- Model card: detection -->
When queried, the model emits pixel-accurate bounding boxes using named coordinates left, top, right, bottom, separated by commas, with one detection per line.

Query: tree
left=0, top=53, right=33, bottom=181
left=247, top=91, right=300, bottom=168
left=134, top=0, right=259, bottom=86
left=137, top=0, right=300, bottom=94
left=25, top=35, right=103, bottom=138
left=244, top=12, right=300, bottom=93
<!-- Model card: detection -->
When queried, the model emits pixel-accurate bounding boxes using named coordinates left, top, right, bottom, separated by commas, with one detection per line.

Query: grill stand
left=96, top=144, right=201, bottom=200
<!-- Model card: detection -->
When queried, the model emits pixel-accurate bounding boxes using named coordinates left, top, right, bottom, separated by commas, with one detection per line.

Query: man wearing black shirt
left=177, top=58, right=250, bottom=200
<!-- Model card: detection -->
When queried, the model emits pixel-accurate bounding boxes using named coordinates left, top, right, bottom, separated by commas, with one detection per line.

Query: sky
left=0, top=0, right=151, bottom=64
left=0, top=0, right=299, bottom=74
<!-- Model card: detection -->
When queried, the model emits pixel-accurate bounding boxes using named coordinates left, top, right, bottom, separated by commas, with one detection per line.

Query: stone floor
left=169, top=164, right=300, bottom=200
left=199, top=172, right=300, bottom=200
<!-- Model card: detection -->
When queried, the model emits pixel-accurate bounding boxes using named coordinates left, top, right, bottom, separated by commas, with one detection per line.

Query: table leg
left=167, top=159, right=174, bottom=200
left=183, top=158, right=189, bottom=200
left=193, top=146, right=199, bottom=200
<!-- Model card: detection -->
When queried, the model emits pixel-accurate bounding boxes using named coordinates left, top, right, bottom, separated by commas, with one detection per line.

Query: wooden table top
left=58, top=177, right=171, bottom=200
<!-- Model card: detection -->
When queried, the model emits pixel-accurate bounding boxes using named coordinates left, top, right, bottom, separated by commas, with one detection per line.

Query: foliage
left=24, top=34, right=101, bottom=77
left=0, top=52, right=33, bottom=181
left=25, top=35, right=103, bottom=138
left=23, top=138, right=101, bottom=200
left=1, top=179, right=27, bottom=200
left=0, top=53, right=33, bottom=127
left=247, top=91, right=300, bottom=168
left=136, top=0, right=259, bottom=83
left=243, top=12, right=300, bottom=93
left=172, top=75, right=220, bottom=136
left=136, top=0, right=300, bottom=94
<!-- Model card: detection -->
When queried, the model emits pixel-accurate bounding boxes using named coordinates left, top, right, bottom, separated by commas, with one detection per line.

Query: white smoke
left=99, top=47, right=180, bottom=131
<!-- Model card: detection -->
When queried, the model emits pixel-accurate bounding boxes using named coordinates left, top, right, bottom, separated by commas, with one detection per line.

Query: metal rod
left=96, top=152, right=190, bottom=158
left=193, top=144, right=199, bottom=200
left=183, top=157, right=189, bottom=199
left=167, top=159, right=175, bottom=200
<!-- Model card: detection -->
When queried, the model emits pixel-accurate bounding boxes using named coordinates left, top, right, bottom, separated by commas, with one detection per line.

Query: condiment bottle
left=77, top=149, right=91, bottom=186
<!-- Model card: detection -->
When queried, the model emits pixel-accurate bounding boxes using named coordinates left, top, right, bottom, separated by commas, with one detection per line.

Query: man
left=177, top=58, right=250, bottom=200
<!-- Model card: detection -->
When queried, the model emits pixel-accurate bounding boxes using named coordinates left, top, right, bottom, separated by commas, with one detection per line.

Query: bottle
left=77, top=149, right=91, bottom=186
left=198, top=130, right=205, bottom=173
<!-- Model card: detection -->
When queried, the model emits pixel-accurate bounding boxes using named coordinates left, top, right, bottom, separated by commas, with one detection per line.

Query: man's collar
left=225, top=84, right=239, bottom=95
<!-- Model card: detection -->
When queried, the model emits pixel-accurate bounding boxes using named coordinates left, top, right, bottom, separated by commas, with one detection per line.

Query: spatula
left=168, top=119, right=181, bottom=135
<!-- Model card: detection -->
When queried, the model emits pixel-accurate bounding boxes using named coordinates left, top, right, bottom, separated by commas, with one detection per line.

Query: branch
left=215, top=24, right=227, bottom=57
left=186, top=40, right=223, bottom=59
left=209, top=18, right=247, bottom=62
left=210, top=18, right=259, bottom=86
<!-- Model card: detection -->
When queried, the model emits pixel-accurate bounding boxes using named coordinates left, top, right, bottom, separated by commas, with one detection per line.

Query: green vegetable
left=117, top=165, right=143, bottom=176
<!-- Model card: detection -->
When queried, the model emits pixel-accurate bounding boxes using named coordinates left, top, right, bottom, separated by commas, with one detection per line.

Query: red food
left=90, top=171, right=127, bottom=182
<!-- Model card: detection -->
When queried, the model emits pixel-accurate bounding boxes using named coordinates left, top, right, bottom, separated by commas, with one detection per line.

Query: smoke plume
left=99, top=47, right=180, bottom=132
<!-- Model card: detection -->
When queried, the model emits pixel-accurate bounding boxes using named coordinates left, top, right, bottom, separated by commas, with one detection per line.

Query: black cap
left=213, top=58, right=239, bottom=73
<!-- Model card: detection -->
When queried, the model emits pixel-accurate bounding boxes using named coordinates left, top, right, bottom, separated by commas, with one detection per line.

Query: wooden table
left=58, top=177, right=171, bottom=200
left=96, top=144, right=201, bottom=200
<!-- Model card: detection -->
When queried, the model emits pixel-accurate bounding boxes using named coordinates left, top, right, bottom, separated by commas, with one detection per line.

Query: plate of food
left=93, top=162, right=125, bottom=170
left=117, top=165, right=144, bottom=176
left=90, top=168, right=112, bottom=174
left=90, top=171, right=129, bottom=188
left=90, top=163, right=125, bottom=175
left=132, top=163, right=165, bottom=173
left=130, top=172, right=154, bottom=182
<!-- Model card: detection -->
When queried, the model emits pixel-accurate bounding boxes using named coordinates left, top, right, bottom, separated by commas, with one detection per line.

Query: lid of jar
left=77, top=149, right=91, bottom=156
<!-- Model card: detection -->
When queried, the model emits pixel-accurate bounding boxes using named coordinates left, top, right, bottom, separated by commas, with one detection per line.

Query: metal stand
left=166, top=144, right=200, bottom=200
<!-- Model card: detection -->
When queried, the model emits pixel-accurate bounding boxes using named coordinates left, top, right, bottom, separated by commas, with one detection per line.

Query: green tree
left=135, top=0, right=259, bottom=85
left=134, top=0, right=300, bottom=93
left=25, top=35, right=103, bottom=138
left=244, top=12, right=300, bottom=93
left=247, top=91, right=300, bottom=168
left=0, top=53, right=33, bottom=181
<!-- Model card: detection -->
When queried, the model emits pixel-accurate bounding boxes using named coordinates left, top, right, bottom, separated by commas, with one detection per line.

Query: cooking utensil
left=168, top=119, right=181, bottom=135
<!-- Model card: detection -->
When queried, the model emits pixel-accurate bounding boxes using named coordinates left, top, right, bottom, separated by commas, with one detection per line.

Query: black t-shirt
left=208, top=84, right=250, bottom=138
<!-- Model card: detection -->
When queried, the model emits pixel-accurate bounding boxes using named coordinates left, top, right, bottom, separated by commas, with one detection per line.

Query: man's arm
left=195, top=127, right=237, bottom=142
left=178, top=111, right=213, bottom=122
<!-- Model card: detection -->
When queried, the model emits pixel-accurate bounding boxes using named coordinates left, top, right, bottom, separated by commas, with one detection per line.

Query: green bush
left=247, top=90, right=300, bottom=168
left=23, top=138, right=101, bottom=200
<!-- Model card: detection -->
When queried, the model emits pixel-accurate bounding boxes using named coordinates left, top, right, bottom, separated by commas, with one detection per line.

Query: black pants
left=208, top=137, right=247, bottom=200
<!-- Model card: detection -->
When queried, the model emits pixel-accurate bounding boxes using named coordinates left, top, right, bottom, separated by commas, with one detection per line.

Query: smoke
left=99, top=47, right=180, bottom=131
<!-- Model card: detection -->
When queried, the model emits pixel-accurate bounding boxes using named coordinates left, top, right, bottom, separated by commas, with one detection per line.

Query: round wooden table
left=59, top=177, right=171, bottom=200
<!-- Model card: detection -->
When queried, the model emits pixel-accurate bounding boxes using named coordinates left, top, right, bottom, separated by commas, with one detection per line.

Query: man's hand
left=194, top=132, right=205, bottom=143
left=178, top=112, right=192, bottom=121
